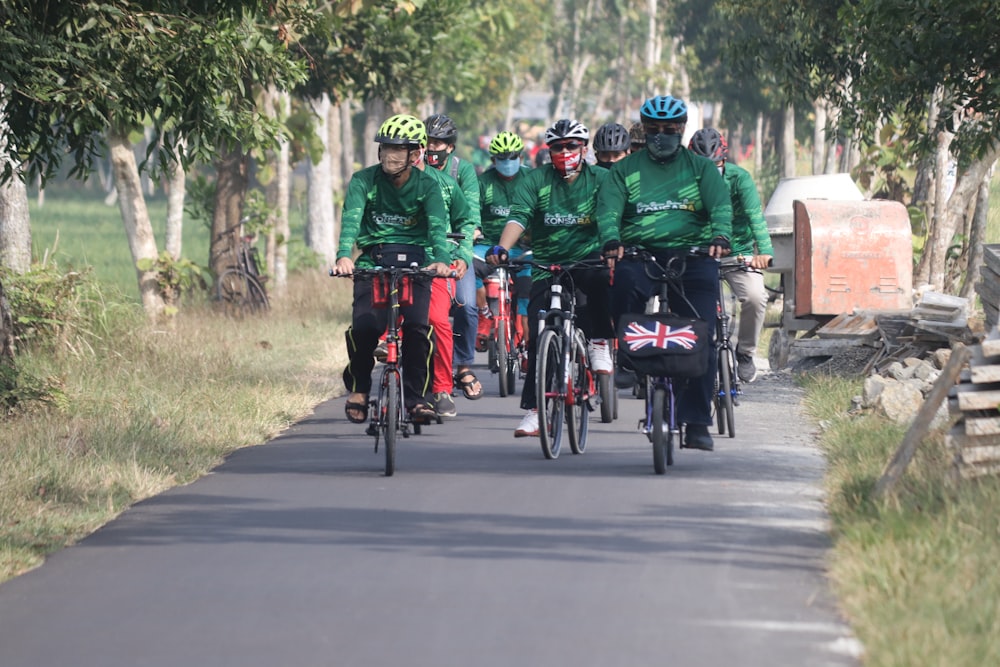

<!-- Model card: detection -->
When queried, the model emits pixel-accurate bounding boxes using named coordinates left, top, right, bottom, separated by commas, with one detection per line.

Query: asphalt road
left=0, top=361, right=862, bottom=667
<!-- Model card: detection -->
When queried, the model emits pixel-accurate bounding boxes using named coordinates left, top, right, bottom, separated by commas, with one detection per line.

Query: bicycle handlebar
left=329, top=265, right=456, bottom=279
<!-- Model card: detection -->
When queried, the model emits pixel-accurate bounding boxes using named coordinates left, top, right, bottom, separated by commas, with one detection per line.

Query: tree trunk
left=340, top=97, right=355, bottom=179
left=917, top=126, right=955, bottom=286
left=754, top=112, right=764, bottom=176
left=362, top=98, right=386, bottom=168
left=781, top=103, right=796, bottom=178
left=960, top=167, right=992, bottom=299
left=0, top=174, right=31, bottom=274
left=306, top=93, right=336, bottom=267
left=209, top=148, right=247, bottom=282
left=0, top=90, right=31, bottom=274
left=108, top=128, right=165, bottom=320
left=164, top=137, right=186, bottom=260
left=265, top=88, right=291, bottom=297
left=812, top=99, right=827, bottom=175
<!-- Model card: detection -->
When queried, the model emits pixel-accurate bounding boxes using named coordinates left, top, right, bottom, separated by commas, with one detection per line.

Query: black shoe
left=615, top=367, right=637, bottom=389
left=683, top=424, right=714, bottom=451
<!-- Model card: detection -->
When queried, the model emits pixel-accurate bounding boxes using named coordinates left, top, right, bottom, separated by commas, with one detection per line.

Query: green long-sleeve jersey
left=595, top=148, right=733, bottom=251
left=438, top=153, right=481, bottom=232
left=478, top=164, right=532, bottom=245
left=424, top=165, right=475, bottom=267
left=337, top=164, right=451, bottom=267
left=508, top=163, right=607, bottom=280
left=723, top=163, right=773, bottom=256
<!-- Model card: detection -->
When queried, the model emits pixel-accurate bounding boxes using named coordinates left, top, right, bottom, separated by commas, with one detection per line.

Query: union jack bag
left=616, top=313, right=711, bottom=378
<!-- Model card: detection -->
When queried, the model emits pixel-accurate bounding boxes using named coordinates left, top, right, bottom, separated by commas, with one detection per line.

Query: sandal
left=454, top=369, right=483, bottom=400
left=409, top=402, right=436, bottom=422
left=344, top=394, right=369, bottom=424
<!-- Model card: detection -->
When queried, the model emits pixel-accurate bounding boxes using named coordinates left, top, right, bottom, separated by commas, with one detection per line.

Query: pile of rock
left=858, top=350, right=952, bottom=426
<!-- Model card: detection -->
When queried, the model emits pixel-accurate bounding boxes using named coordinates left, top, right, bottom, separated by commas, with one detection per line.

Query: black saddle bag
left=367, top=243, right=426, bottom=269
left=616, top=313, right=711, bottom=378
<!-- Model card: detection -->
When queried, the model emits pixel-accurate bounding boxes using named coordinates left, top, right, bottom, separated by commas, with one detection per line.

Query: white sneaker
left=588, top=338, right=613, bottom=375
left=514, top=410, right=539, bottom=438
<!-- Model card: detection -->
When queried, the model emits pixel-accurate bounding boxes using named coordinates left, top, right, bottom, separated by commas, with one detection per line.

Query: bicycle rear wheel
left=566, top=331, right=589, bottom=455
left=536, top=328, right=564, bottom=459
left=651, top=385, right=672, bottom=475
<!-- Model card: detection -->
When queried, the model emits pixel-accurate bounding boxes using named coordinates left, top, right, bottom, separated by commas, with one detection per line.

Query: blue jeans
left=611, top=254, right=718, bottom=426
left=451, top=269, right=477, bottom=367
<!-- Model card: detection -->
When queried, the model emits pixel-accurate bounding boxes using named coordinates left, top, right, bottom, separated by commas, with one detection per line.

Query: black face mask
left=425, top=149, right=449, bottom=169
left=645, top=132, right=682, bottom=162
left=596, top=160, right=614, bottom=170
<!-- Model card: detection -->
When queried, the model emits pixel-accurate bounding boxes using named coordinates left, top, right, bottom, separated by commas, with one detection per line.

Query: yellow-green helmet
left=375, top=114, right=427, bottom=147
left=489, top=131, right=524, bottom=156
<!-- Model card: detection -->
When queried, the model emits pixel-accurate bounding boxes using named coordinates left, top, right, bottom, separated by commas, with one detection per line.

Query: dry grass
left=0, top=271, right=353, bottom=581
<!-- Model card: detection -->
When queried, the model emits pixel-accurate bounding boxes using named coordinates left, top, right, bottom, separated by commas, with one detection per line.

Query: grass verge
left=801, top=373, right=1000, bottom=666
left=0, top=271, right=352, bottom=582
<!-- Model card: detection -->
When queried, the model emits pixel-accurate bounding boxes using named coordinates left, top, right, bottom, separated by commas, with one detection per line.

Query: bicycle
left=522, top=258, right=607, bottom=459
left=482, top=263, right=519, bottom=397
left=616, top=248, right=712, bottom=474
left=335, top=264, right=440, bottom=477
left=714, top=257, right=768, bottom=438
left=216, top=217, right=269, bottom=317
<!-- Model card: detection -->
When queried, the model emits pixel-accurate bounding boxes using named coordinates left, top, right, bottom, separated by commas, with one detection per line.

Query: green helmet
left=489, top=131, right=524, bottom=155
left=375, top=114, right=427, bottom=147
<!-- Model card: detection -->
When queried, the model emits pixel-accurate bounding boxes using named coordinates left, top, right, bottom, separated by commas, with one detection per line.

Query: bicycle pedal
left=365, top=424, right=378, bottom=437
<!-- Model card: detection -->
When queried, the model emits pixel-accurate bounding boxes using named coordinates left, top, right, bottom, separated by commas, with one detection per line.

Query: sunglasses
left=549, top=141, right=584, bottom=153
left=493, top=152, right=520, bottom=161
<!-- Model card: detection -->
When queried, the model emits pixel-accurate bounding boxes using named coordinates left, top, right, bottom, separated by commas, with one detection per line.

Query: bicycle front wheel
left=382, top=371, right=400, bottom=476
left=716, top=348, right=735, bottom=438
left=497, top=320, right=511, bottom=397
left=651, top=385, right=673, bottom=475
left=536, top=328, right=564, bottom=459
left=216, top=269, right=269, bottom=317
left=566, top=330, right=590, bottom=455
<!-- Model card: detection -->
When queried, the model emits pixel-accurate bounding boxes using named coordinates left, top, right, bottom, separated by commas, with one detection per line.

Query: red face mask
left=550, top=149, right=582, bottom=178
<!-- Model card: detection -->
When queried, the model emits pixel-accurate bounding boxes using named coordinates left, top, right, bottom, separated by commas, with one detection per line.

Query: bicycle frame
left=484, top=265, right=518, bottom=397
left=526, top=260, right=603, bottom=459
left=337, top=265, right=436, bottom=476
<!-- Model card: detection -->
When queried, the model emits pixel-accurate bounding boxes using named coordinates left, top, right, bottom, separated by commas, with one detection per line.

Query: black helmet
left=593, top=123, right=631, bottom=153
left=688, top=128, right=729, bottom=162
left=424, top=113, right=458, bottom=143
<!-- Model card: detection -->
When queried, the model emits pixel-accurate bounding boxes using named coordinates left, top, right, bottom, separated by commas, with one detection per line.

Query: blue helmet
left=639, top=96, right=688, bottom=123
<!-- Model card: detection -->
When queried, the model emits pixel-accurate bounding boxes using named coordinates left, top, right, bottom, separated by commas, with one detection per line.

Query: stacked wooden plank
left=947, top=331, right=1000, bottom=479
left=977, top=244, right=1000, bottom=330
left=911, top=290, right=969, bottom=341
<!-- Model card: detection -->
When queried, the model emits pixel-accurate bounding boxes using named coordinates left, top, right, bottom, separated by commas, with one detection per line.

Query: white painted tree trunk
left=108, top=128, right=165, bottom=320
left=164, top=137, right=186, bottom=260
left=363, top=98, right=386, bottom=168
left=0, top=89, right=30, bottom=273
left=754, top=112, right=764, bottom=176
left=812, top=99, right=827, bottom=175
left=306, top=93, right=336, bottom=267
left=340, top=98, right=355, bottom=178
left=782, top=103, right=796, bottom=178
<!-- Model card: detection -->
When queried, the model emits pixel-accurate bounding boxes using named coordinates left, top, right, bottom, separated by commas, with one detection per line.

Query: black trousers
left=342, top=274, right=433, bottom=410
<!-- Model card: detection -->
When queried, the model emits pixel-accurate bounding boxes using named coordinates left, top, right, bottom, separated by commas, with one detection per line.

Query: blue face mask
left=494, top=158, right=520, bottom=177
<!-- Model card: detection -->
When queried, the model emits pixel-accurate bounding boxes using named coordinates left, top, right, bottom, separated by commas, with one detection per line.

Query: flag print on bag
left=616, top=313, right=710, bottom=379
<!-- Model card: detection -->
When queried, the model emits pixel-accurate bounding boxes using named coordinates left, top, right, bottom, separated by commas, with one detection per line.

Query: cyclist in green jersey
left=410, top=136, right=476, bottom=418
left=424, top=113, right=484, bottom=401
left=593, top=122, right=631, bottom=169
left=486, top=119, right=614, bottom=438
left=597, top=96, right=733, bottom=452
left=628, top=122, right=646, bottom=153
left=333, top=114, right=452, bottom=424
left=475, top=131, right=532, bottom=351
left=688, top=128, right=773, bottom=383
